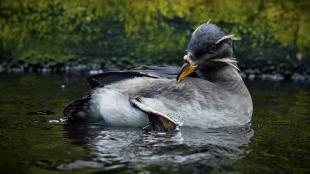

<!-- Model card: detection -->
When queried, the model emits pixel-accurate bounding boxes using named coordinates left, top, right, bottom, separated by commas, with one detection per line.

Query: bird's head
left=176, top=23, right=240, bottom=82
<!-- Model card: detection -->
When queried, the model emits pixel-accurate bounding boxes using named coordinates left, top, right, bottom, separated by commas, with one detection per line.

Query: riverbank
left=1, top=61, right=309, bottom=82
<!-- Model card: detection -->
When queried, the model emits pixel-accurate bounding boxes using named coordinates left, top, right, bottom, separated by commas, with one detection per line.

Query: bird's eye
left=208, top=45, right=217, bottom=54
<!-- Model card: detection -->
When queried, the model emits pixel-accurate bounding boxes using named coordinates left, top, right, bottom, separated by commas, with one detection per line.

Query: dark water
left=0, top=73, right=309, bottom=174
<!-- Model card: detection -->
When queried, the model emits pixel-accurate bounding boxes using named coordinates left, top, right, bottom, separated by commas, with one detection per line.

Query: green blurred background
left=1, top=0, right=309, bottom=69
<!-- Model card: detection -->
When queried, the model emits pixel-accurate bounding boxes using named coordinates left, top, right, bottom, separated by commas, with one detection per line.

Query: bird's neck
left=196, top=65, right=242, bottom=83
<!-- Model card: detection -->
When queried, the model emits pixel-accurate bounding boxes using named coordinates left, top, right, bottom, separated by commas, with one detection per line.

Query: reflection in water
left=63, top=123, right=253, bottom=170
left=1, top=74, right=309, bottom=173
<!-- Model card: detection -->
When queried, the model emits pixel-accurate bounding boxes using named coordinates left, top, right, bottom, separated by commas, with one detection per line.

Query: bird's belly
left=89, top=88, right=148, bottom=127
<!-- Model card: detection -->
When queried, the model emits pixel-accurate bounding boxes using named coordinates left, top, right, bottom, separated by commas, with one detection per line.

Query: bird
left=63, top=23, right=253, bottom=132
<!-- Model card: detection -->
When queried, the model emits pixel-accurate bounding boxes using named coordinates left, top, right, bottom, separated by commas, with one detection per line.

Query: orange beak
left=176, top=62, right=198, bottom=82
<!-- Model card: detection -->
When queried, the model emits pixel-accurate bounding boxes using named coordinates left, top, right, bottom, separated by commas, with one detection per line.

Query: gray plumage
left=64, top=23, right=253, bottom=130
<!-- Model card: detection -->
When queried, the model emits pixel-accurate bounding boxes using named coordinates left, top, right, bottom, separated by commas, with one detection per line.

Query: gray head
left=177, top=23, right=240, bottom=82
left=188, top=24, right=233, bottom=60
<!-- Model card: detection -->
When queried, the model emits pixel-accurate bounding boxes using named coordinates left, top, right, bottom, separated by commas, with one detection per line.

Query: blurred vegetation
left=0, top=0, right=309, bottom=68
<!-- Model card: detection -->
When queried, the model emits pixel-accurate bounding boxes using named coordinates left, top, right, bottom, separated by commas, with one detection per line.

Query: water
left=0, top=73, right=309, bottom=174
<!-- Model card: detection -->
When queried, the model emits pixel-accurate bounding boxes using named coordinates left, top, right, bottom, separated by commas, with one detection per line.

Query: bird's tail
left=63, top=94, right=92, bottom=122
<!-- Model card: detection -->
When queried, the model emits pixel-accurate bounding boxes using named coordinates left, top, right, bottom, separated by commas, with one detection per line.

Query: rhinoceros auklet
left=64, top=23, right=253, bottom=132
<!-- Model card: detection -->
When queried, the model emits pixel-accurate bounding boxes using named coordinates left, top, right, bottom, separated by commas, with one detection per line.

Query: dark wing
left=87, top=65, right=199, bottom=89
left=132, top=65, right=181, bottom=79
left=63, top=94, right=91, bottom=122
left=87, top=71, right=159, bottom=89
left=132, top=65, right=198, bottom=80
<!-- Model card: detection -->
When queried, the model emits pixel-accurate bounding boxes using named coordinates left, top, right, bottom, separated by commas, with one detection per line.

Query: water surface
left=0, top=73, right=309, bottom=173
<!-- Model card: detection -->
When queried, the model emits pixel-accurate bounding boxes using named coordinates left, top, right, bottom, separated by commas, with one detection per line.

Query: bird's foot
left=130, top=97, right=178, bottom=132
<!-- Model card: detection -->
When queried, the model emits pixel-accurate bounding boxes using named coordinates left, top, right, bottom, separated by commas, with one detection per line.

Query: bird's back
left=99, top=75, right=252, bottom=128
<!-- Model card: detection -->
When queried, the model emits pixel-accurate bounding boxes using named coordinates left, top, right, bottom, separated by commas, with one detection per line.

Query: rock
left=248, top=74, right=256, bottom=80
left=41, top=67, right=51, bottom=73
left=104, top=64, right=120, bottom=71
left=90, top=64, right=101, bottom=70
left=261, top=73, right=284, bottom=81
left=89, top=69, right=103, bottom=75
left=291, top=73, right=306, bottom=82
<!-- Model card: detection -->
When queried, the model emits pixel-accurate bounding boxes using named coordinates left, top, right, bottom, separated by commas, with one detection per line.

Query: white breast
left=90, top=88, right=148, bottom=127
